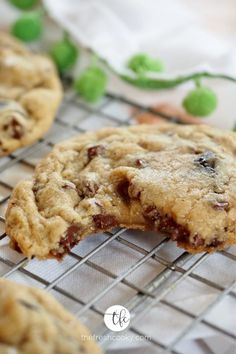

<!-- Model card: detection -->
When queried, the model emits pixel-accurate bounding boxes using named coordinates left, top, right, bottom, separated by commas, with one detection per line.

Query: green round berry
left=74, top=66, right=107, bottom=103
left=9, top=0, right=37, bottom=10
left=182, top=86, right=217, bottom=117
left=50, top=38, right=78, bottom=73
left=128, top=53, right=165, bottom=75
left=11, top=12, right=42, bottom=42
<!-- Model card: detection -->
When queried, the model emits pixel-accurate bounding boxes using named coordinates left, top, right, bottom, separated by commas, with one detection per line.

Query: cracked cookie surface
left=0, top=31, right=62, bottom=155
left=0, top=278, right=102, bottom=354
left=5, top=123, right=236, bottom=258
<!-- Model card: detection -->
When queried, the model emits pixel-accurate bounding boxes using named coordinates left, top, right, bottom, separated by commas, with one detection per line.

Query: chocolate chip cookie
left=0, top=278, right=102, bottom=354
left=6, top=124, right=236, bottom=258
left=0, top=31, right=62, bottom=155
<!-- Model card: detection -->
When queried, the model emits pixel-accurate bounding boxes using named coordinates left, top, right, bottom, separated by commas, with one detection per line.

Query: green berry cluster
left=74, top=66, right=107, bottom=103
left=8, top=0, right=223, bottom=110
left=9, top=0, right=42, bottom=42
left=50, top=37, right=78, bottom=73
left=12, top=12, right=42, bottom=42
left=128, top=53, right=165, bottom=75
left=182, top=86, right=217, bottom=117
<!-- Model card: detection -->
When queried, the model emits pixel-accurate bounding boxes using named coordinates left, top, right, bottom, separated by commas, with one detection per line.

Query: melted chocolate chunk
left=191, top=234, right=204, bottom=247
left=11, top=119, right=24, bottom=139
left=117, top=179, right=141, bottom=202
left=3, top=118, right=25, bottom=139
left=194, top=151, right=217, bottom=173
left=169, top=225, right=189, bottom=242
left=13, top=241, right=23, bottom=253
left=93, top=214, right=117, bottom=229
left=208, top=238, right=224, bottom=247
left=59, top=224, right=81, bottom=254
left=143, top=206, right=161, bottom=222
left=212, top=201, right=229, bottom=211
left=143, top=206, right=189, bottom=243
left=87, top=145, right=105, bottom=160
left=116, top=179, right=130, bottom=203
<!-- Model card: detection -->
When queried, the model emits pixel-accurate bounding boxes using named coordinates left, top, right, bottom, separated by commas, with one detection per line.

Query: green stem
left=37, top=6, right=46, bottom=17
left=194, top=78, right=201, bottom=88
left=63, top=31, right=70, bottom=41
left=90, top=53, right=99, bottom=67
left=119, top=71, right=236, bottom=90
left=87, top=50, right=236, bottom=90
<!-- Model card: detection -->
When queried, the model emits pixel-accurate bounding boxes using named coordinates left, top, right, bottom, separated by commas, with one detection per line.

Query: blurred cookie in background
left=0, top=31, right=62, bottom=156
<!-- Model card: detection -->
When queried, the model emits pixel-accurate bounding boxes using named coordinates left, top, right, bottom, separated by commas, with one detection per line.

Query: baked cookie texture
left=0, top=278, right=102, bottom=354
left=5, top=123, right=236, bottom=259
left=0, top=31, right=62, bottom=155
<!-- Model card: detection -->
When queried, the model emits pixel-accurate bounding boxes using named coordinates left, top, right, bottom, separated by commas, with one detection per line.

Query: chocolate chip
left=159, top=214, right=179, bottom=233
left=87, top=145, right=105, bottom=160
left=212, top=201, right=229, bottom=211
left=93, top=214, right=117, bottom=229
left=62, top=183, right=76, bottom=190
left=116, top=179, right=130, bottom=203
left=208, top=238, right=224, bottom=247
left=143, top=206, right=189, bottom=243
left=32, top=184, right=39, bottom=194
left=3, top=118, right=25, bottom=139
left=117, top=179, right=141, bottom=202
left=58, top=224, right=81, bottom=254
left=194, top=151, right=217, bottom=173
left=191, top=234, right=204, bottom=247
left=161, top=215, right=189, bottom=242
left=135, top=159, right=145, bottom=167
left=170, top=226, right=190, bottom=242
left=18, top=299, right=39, bottom=311
left=12, top=241, right=22, bottom=254
left=143, top=206, right=160, bottom=222
left=12, top=119, right=24, bottom=139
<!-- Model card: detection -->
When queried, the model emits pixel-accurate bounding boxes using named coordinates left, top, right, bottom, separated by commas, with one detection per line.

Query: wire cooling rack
left=0, top=88, right=236, bottom=354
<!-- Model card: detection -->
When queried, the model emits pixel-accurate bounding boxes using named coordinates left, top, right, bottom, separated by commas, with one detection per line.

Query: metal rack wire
left=0, top=88, right=236, bottom=354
